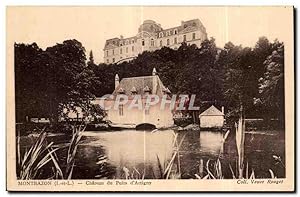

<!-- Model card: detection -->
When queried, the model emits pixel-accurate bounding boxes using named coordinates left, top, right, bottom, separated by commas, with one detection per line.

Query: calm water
left=19, top=129, right=285, bottom=179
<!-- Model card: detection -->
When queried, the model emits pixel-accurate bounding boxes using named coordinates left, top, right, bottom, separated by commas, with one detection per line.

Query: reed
left=65, top=124, right=86, bottom=179
left=235, top=115, right=245, bottom=179
left=154, top=131, right=187, bottom=179
left=17, top=129, right=61, bottom=180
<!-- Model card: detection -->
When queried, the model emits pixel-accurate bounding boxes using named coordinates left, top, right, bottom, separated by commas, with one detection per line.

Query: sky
left=8, top=6, right=292, bottom=63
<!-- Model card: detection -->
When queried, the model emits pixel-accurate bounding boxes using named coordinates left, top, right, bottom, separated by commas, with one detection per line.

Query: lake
left=19, top=129, right=285, bottom=179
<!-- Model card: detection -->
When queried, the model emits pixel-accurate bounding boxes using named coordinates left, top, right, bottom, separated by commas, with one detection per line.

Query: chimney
left=221, top=106, right=224, bottom=114
left=152, top=67, right=157, bottom=76
left=115, top=74, right=119, bottom=89
left=120, top=35, right=124, bottom=39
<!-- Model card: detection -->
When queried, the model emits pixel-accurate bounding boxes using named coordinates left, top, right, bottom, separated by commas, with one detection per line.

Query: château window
left=112, top=49, right=114, bottom=55
left=126, top=47, right=128, bottom=53
left=106, top=50, right=109, bottom=57
left=174, top=37, right=177, bottom=44
left=167, top=39, right=170, bottom=46
left=107, top=59, right=109, bottom=64
left=183, top=35, right=187, bottom=42
left=132, top=40, right=135, bottom=44
left=112, top=58, right=115, bottom=63
left=192, top=33, right=196, bottom=40
left=120, top=48, right=122, bottom=54
left=119, top=104, right=124, bottom=116
left=151, top=39, right=154, bottom=46
left=132, top=46, right=134, bottom=51
left=159, top=32, right=163, bottom=38
left=142, top=39, right=145, bottom=46
left=174, top=29, right=178, bottom=34
left=160, top=40, right=162, bottom=47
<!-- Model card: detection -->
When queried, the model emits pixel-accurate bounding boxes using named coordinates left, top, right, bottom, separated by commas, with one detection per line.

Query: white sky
left=8, top=6, right=292, bottom=63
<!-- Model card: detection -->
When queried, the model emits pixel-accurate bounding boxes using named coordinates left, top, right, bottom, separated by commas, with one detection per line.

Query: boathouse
left=199, top=105, right=225, bottom=128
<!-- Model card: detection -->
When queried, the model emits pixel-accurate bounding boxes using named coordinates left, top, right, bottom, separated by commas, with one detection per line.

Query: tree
left=15, top=43, right=44, bottom=122
left=256, top=42, right=284, bottom=127
left=15, top=40, right=97, bottom=123
left=87, top=50, right=95, bottom=67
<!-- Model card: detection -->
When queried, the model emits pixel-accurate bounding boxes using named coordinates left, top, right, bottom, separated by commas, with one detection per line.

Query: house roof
left=199, top=105, right=224, bottom=116
left=112, top=75, right=168, bottom=97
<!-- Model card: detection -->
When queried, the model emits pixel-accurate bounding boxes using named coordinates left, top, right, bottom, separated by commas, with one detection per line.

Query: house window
left=106, top=50, right=109, bottom=57
left=159, top=32, right=163, bottom=38
left=174, top=29, right=177, bottom=34
left=132, top=46, right=134, bottom=51
left=142, top=39, right=145, bottom=46
left=192, top=33, right=196, bottom=40
left=174, top=37, right=177, bottom=44
left=167, top=39, right=170, bottom=46
left=112, top=58, right=115, bottom=63
left=119, top=105, right=124, bottom=116
left=126, top=47, right=128, bottom=53
left=106, top=59, right=109, bottom=64
left=112, top=49, right=114, bottom=55
left=132, top=39, right=135, bottom=44
left=151, top=39, right=154, bottom=46
left=120, top=48, right=122, bottom=54
left=183, top=35, right=187, bottom=42
left=160, top=40, right=162, bottom=47
left=145, top=107, right=149, bottom=115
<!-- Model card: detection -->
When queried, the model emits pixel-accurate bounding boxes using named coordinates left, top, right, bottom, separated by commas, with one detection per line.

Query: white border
left=1, top=1, right=299, bottom=196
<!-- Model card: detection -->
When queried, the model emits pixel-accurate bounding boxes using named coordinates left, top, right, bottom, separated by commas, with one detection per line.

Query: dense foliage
left=15, top=37, right=284, bottom=127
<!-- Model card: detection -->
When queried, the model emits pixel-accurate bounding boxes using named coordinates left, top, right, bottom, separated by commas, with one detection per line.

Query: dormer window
left=131, top=86, right=137, bottom=95
left=118, top=87, right=125, bottom=94
left=143, top=86, right=151, bottom=94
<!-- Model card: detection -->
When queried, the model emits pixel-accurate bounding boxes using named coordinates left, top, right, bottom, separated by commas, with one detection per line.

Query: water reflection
left=199, top=131, right=224, bottom=155
left=81, top=130, right=175, bottom=178
left=19, top=129, right=285, bottom=179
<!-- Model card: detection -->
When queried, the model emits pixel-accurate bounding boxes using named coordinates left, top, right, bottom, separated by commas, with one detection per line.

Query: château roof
left=112, top=75, right=168, bottom=97
left=199, top=105, right=224, bottom=116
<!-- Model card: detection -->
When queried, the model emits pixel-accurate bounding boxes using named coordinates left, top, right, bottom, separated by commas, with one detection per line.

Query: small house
left=199, top=105, right=225, bottom=128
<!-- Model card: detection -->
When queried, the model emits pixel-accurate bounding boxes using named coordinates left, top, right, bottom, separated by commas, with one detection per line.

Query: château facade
left=103, top=19, right=207, bottom=64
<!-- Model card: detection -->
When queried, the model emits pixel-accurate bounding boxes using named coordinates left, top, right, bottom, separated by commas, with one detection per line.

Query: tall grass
left=155, top=131, right=187, bottom=179
left=17, top=129, right=60, bottom=180
left=235, top=115, right=245, bottom=179
left=65, top=124, right=85, bottom=179
left=17, top=124, right=86, bottom=180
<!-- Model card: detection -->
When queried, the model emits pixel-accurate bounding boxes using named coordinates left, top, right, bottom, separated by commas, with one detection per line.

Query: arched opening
left=136, top=123, right=156, bottom=130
